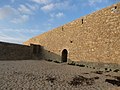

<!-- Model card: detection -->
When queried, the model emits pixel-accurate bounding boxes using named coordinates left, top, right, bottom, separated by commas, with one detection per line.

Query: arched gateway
left=61, top=49, right=68, bottom=62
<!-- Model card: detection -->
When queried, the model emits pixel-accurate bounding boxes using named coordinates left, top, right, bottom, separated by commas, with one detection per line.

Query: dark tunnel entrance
left=61, top=49, right=68, bottom=62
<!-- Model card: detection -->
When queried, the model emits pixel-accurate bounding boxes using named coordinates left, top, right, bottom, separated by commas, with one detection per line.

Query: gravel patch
left=0, top=60, right=120, bottom=90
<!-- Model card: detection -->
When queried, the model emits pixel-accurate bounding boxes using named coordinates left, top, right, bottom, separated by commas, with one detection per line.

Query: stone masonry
left=24, top=3, right=120, bottom=64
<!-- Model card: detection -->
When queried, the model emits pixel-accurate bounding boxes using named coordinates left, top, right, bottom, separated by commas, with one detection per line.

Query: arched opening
left=115, top=6, right=117, bottom=9
left=61, top=49, right=68, bottom=62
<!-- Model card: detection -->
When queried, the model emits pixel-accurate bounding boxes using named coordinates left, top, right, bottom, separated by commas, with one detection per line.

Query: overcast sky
left=0, top=0, right=120, bottom=44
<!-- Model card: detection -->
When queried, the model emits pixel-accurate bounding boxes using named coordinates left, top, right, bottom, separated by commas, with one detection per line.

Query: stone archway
left=61, top=49, right=68, bottom=62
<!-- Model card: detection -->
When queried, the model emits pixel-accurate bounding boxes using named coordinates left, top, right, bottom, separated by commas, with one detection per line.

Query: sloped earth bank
left=0, top=60, right=120, bottom=90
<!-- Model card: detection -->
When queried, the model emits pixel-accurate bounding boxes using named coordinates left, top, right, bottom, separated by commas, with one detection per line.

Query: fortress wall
left=24, top=3, right=120, bottom=64
left=0, top=42, right=32, bottom=60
